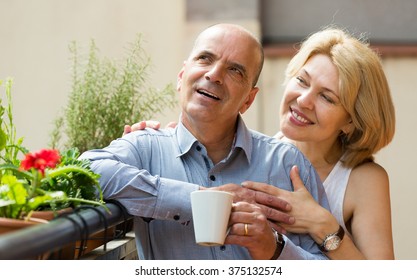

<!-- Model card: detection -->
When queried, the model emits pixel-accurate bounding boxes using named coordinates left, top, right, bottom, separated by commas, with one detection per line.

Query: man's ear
left=239, top=87, right=259, bottom=114
left=177, top=61, right=187, bottom=91
left=177, top=68, right=184, bottom=92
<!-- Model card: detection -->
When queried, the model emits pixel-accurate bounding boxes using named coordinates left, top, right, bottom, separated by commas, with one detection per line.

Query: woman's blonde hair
left=285, top=27, right=396, bottom=168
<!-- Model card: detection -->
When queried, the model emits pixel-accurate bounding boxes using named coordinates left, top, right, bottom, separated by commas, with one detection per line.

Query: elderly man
left=80, top=23, right=329, bottom=260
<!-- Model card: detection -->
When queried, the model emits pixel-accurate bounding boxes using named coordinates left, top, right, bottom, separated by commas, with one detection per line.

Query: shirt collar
left=176, top=120, right=198, bottom=157
left=234, top=115, right=252, bottom=163
left=176, top=115, right=252, bottom=164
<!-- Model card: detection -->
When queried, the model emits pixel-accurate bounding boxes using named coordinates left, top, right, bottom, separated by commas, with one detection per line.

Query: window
left=261, top=0, right=417, bottom=56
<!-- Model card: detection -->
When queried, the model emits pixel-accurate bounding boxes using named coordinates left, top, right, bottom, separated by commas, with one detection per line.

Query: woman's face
left=280, top=54, right=352, bottom=144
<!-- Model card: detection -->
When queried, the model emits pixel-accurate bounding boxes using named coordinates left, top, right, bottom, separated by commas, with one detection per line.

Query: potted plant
left=0, top=78, right=107, bottom=234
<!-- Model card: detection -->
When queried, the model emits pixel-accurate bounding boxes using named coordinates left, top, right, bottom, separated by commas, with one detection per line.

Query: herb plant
left=50, top=34, right=177, bottom=153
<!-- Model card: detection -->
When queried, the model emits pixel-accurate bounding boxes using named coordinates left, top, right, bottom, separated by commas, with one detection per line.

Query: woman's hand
left=123, top=120, right=161, bottom=136
left=211, top=183, right=294, bottom=226
left=243, top=166, right=337, bottom=243
left=123, top=120, right=177, bottom=136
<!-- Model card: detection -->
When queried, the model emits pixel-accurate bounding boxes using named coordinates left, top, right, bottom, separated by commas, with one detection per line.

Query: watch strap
left=270, top=228, right=285, bottom=259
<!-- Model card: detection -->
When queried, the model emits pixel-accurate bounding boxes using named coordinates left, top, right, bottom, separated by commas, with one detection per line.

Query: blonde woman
left=245, top=27, right=395, bottom=259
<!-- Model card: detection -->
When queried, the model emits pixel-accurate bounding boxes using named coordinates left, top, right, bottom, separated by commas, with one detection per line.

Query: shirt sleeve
left=277, top=236, right=329, bottom=260
left=277, top=146, right=330, bottom=260
left=79, top=138, right=199, bottom=224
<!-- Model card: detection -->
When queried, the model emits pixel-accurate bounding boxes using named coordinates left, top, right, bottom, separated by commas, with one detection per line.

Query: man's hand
left=225, top=201, right=278, bottom=259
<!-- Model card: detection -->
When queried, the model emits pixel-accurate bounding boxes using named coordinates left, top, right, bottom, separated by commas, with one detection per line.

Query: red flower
left=20, top=149, right=61, bottom=175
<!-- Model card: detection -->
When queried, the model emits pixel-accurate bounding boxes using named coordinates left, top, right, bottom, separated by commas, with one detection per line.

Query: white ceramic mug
left=190, top=190, right=233, bottom=246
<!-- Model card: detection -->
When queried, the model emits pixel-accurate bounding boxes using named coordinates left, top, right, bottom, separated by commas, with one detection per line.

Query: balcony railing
left=0, top=201, right=134, bottom=260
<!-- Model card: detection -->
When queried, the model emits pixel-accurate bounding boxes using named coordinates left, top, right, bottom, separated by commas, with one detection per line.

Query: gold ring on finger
left=244, top=223, right=248, bottom=236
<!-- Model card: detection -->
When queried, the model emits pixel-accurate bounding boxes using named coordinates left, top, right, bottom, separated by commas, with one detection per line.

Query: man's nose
left=204, top=64, right=224, bottom=84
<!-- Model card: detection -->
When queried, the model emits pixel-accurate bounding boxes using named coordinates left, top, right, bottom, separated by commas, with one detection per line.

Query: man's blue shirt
left=80, top=116, right=329, bottom=259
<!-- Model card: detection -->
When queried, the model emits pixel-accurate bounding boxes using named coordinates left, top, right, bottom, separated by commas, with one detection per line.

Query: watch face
left=325, top=236, right=341, bottom=251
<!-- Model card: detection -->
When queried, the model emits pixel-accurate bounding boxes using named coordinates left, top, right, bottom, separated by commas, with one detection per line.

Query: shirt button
left=220, top=245, right=226, bottom=251
left=196, top=146, right=202, bottom=151
left=173, top=214, right=180, bottom=221
left=210, top=175, right=216, bottom=181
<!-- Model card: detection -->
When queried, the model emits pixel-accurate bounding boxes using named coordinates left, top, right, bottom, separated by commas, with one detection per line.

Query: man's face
left=177, top=26, right=260, bottom=128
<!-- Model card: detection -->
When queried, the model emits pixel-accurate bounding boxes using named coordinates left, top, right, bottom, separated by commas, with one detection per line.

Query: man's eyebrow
left=193, top=50, right=215, bottom=59
left=194, top=50, right=249, bottom=80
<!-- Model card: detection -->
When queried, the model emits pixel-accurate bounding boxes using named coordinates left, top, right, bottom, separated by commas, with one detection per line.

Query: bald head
left=192, top=24, right=264, bottom=87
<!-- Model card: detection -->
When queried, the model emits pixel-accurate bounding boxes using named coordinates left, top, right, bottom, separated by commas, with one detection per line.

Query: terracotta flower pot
left=0, top=217, right=51, bottom=259
left=0, top=217, right=48, bottom=235
left=30, top=207, right=74, bottom=221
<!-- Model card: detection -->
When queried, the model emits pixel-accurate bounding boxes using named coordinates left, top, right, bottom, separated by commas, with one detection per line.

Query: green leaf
left=0, top=199, right=15, bottom=207
left=0, top=175, right=28, bottom=219
left=0, top=128, right=6, bottom=151
left=2, top=175, right=27, bottom=205
left=27, top=194, right=53, bottom=210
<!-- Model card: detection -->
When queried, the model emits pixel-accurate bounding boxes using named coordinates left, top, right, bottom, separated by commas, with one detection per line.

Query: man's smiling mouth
left=197, top=89, right=220, bottom=100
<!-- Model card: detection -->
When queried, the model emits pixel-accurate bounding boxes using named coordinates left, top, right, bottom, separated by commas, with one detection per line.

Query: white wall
left=0, top=0, right=184, bottom=151
left=375, top=58, right=417, bottom=260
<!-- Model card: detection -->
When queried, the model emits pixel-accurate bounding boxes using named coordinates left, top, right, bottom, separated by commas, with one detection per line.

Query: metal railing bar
left=0, top=202, right=131, bottom=260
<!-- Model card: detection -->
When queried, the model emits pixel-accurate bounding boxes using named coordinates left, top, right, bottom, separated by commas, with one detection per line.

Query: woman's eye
left=320, top=93, right=335, bottom=104
left=296, top=76, right=306, bottom=85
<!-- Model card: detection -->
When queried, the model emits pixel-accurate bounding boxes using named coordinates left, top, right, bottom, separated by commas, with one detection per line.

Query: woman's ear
left=341, top=118, right=354, bottom=135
